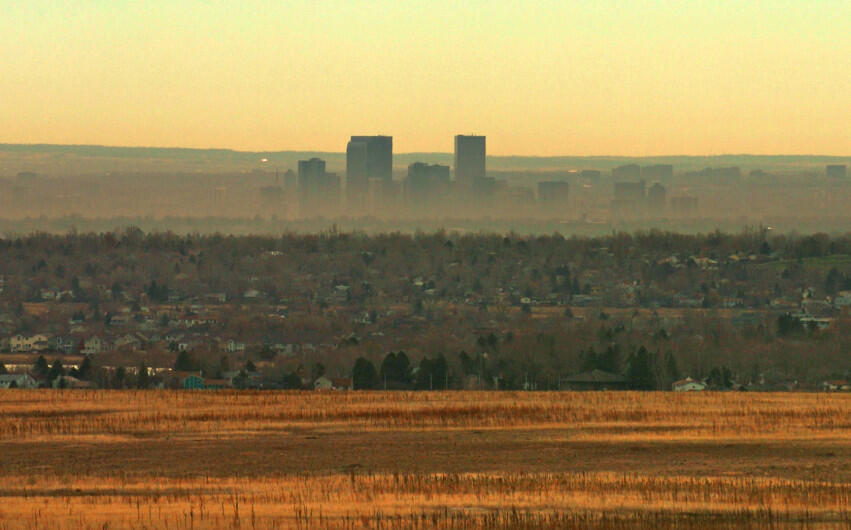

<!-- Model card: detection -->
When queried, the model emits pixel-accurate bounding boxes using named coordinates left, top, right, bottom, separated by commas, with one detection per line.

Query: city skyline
left=1, top=1, right=848, bottom=156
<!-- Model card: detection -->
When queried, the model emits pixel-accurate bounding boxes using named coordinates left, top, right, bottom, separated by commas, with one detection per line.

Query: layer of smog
left=1, top=144, right=849, bottom=235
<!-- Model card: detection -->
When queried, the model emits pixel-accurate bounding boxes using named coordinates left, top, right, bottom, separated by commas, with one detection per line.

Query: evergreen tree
left=137, top=363, right=150, bottom=389
left=174, top=351, right=199, bottom=371
left=416, top=355, right=449, bottom=390
left=33, top=355, right=49, bottom=377
left=47, top=359, right=65, bottom=382
left=626, top=346, right=656, bottom=390
left=379, top=351, right=412, bottom=388
left=311, top=362, right=326, bottom=380
left=777, top=313, right=804, bottom=337
left=352, top=357, right=378, bottom=390
left=78, top=356, right=92, bottom=380
left=664, top=351, right=680, bottom=384
left=114, top=366, right=126, bottom=389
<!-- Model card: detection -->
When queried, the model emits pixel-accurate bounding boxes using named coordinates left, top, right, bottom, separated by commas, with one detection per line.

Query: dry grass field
left=0, top=390, right=848, bottom=528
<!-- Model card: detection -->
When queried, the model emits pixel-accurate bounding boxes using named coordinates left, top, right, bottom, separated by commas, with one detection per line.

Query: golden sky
left=1, top=1, right=848, bottom=155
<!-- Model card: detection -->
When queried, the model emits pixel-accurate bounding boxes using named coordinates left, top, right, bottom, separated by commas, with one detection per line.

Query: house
left=82, top=336, right=109, bottom=355
left=48, top=336, right=78, bottom=354
left=182, top=373, right=205, bottom=390
left=821, top=380, right=850, bottom=392
left=10, top=334, right=49, bottom=353
left=113, top=334, right=142, bottom=351
left=561, top=369, right=629, bottom=391
left=672, top=377, right=707, bottom=392
left=203, top=378, right=229, bottom=390
left=0, top=373, right=37, bottom=389
left=313, top=376, right=353, bottom=391
left=52, top=375, right=93, bottom=389
left=225, top=340, right=246, bottom=354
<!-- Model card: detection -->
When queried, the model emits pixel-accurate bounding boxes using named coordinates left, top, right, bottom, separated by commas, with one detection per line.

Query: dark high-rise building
left=647, top=182, right=667, bottom=211
left=298, top=158, right=339, bottom=217
left=827, top=165, right=847, bottom=179
left=454, top=135, right=486, bottom=186
left=405, top=162, right=450, bottom=215
left=612, top=164, right=641, bottom=180
left=283, top=169, right=297, bottom=192
left=642, top=164, right=674, bottom=181
left=613, top=180, right=645, bottom=202
left=612, top=180, right=646, bottom=218
left=538, top=181, right=570, bottom=216
left=346, top=136, right=393, bottom=196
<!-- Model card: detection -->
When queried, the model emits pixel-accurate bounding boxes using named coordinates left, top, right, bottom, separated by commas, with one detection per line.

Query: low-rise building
left=0, top=373, right=37, bottom=389
left=672, top=377, right=707, bottom=392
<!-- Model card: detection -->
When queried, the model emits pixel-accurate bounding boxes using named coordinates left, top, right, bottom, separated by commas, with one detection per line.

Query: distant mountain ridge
left=1, top=143, right=848, bottom=175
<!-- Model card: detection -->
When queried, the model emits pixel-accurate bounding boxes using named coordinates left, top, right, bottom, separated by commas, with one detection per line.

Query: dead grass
left=0, top=390, right=848, bottom=528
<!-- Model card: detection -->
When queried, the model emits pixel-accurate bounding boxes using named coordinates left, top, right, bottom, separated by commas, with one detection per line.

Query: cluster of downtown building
left=292, top=135, right=493, bottom=219
left=285, top=134, right=849, bottom=221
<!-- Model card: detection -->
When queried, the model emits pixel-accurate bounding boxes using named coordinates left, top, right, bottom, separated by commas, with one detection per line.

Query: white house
left=821, top=380, right=850, bottom=392
left=0, top=374, right=38, bottom=389
left=672, top=377, right=707, bottom=392
left=113, top=334, right=142, bottom=351
left=225, top=340, right=246, bottom=354
left=313, top=376, right=353, bottom=391
left=10, top=334, right=49, bottom=353
left=82, top=336, right=109, bottom=355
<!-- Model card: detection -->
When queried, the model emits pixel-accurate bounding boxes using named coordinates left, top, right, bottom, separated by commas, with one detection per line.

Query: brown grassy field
left=0, top=390, right=848, bottom=528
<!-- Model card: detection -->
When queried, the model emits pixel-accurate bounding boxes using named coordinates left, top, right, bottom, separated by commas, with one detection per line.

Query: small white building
left=672, top=377, right=707, bottom=392
left=82, top=336, right=108, bottom=355
left=313, top=376, right=353, bottom=391
left=10, top=334, right=49, bottom=353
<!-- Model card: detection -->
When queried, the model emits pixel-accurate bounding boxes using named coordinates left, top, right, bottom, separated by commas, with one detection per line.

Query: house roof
left=563, top=369, right=627, bottom=384
left=673, top=377, right=703, bottom=386
left=0, top=374, right=33, bottom=382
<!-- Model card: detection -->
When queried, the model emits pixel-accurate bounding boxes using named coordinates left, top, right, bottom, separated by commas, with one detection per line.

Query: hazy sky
left=1, top=1, right=848, bottom=156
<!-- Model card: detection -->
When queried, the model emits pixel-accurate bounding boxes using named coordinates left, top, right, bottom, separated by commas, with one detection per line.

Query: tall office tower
left=454, top=135, right=486, bottom=186
left=405, top=162, right=450, bottom=216
left=346, top=136, right=393, bottom=213
left=298, top=158, right=339, bottom=217
left=346, top=136, right=392, bottom=189
left=346, top=140, right=369, bottom=201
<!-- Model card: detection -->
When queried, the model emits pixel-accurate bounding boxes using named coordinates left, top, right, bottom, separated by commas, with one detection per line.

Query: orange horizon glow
left=1, top=2, right=848, bottom=157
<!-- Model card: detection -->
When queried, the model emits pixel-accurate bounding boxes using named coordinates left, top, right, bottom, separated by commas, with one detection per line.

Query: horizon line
left=1, top=142, right=849, bottom=160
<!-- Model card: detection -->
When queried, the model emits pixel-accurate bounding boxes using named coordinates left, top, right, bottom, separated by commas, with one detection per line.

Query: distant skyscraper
left=454, top=135, right=486, bottom=186
left=405, top=162, right=450, bottom=215
left=538, top=181, right=569, bottom=216
left=642, top=164, right=674, bottom=181
left=298, top=158, right=339, bottom=217
left=612, top=164, right=641, bottom=180
left=346, top=136, right=392, bottom=214
left=647, top=182, right=667, bottom=211
left=613, top=180, right=645, bottom=202
left=346, top=136, right=392, bottom=197
left=298, top=158, right=326, bottom=186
